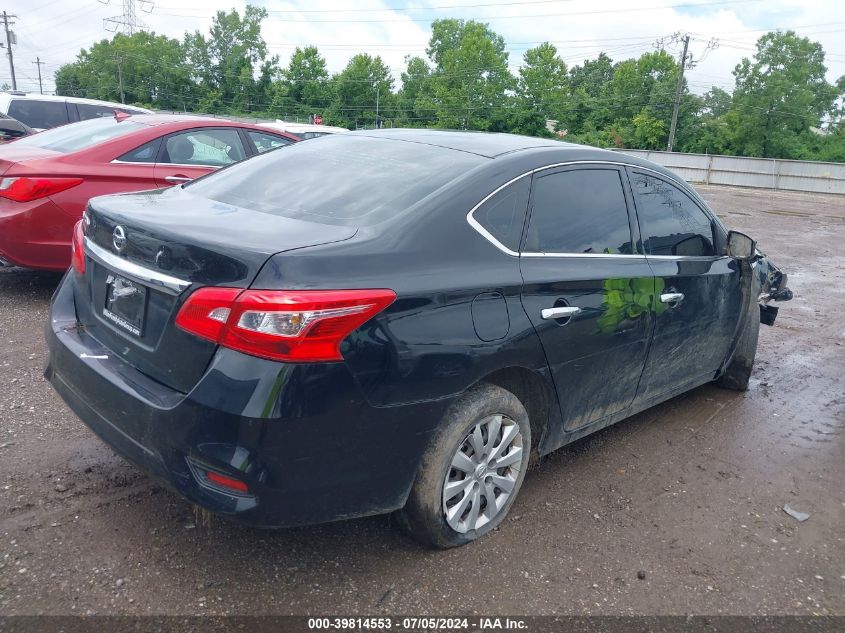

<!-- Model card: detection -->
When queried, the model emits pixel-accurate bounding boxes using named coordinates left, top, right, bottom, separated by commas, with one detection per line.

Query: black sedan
left=45, top=130, right=792, bottom=548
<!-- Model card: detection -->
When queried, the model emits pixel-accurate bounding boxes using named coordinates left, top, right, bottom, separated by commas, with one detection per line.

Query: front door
left=627, top=169, right=743, bottom=401
left=519, top=165, right=655, bottom=437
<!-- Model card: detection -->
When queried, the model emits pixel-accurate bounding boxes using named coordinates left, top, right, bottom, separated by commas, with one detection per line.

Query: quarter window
left=247, top=130, right=293, bottom=154
left=474, top=177, right=530, bottom=252
left=161, top=129, right=246, bottom=167
left=631, top=172, right=715, bottom=257
left=117, top=139, right=160, bottom=163
left=524, top=168, right=634, bottom=254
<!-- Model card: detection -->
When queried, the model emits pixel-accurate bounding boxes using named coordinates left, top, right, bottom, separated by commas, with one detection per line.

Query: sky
left=2, top=0, right=844, bottom=98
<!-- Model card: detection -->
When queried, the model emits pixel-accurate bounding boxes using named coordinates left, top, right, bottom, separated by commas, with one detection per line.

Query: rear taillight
left=175, top=288, right=396, bottom=362
left=0, top=176, right=83, bottom=202
left=70, top=220, right=85, bottom=275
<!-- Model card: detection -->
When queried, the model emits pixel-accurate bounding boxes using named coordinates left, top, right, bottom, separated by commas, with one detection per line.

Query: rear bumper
left=0, top=197, right=74, bottom=271
left=45, top=273, right=447, bottom=527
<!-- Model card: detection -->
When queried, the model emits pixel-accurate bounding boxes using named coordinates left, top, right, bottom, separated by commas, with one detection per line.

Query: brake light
left=70, top=219, right=85, bottom=275
left=0, top=177, right=83, bottom=202
left=176, top=288, right=396, bottom=362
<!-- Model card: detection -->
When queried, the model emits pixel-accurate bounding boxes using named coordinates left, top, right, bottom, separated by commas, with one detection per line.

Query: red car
left=0, top=114, right=298, bottom=271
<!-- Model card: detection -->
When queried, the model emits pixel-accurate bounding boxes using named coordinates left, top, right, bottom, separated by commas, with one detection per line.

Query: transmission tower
left=101, top=0, right=153, bottom=35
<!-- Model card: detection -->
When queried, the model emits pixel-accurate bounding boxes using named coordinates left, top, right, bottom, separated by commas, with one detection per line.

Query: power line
left=160, top=0, right=581, bottom=13
left=153, top=0, right=763, bottom=23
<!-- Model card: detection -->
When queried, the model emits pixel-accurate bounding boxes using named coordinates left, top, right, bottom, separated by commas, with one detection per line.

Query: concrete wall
left=615, top=149, right=845, bottom=195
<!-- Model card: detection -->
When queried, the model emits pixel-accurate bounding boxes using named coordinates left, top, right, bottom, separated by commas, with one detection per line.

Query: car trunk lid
left=0, top=145, right=60, bottom=177
left=74, top=186, right=357, bottom=392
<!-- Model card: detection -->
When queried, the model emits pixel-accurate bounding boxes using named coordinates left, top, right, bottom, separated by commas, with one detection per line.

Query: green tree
left=516, top=43, right=568, bottom=125
left=183, top=5, right=275, bottom=113
left=726, top=31, right=839, bottom=158
left=397, top=55, right=436, bottom=127
left=55, top=32, right=193, bottom=109
left=271, top=46, right=331, bottom=119
left=560, top=52, right=614, bottom=134
left=419, top=19, right=514, bottom=130
left=601, top=50, right=681, bottom=149
left=327, top=54, right=393, bottom=129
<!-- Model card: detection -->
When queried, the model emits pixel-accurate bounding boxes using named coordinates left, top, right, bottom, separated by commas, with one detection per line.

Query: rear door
left=519, top=165, right=655, bottom=434
left=153, top=127, right=248, bottom=187
left=628, top=169, right=742, bottom=399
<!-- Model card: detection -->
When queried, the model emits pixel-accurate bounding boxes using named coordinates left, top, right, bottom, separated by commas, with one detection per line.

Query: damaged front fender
left=755, top=254, right=793, bottom=327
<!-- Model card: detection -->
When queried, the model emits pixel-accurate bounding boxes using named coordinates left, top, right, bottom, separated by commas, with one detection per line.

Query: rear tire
left=398, top=383, right=531, bottom=549
left=716, top=306, right=760, bottom=391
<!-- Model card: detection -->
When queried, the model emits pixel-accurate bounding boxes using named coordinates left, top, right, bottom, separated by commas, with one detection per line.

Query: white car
left=258, top=119, right=349, bottom=140
left=0, top=92, right=153, bottom=131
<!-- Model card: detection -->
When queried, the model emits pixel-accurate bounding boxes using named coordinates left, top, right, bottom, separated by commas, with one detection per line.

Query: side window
left=7, top=100, right=69, bottom=129
left=473, top=177, right=530, bottom=252
left=161, top=129, right=246, bottom=167
left=116, top=139, right=160, bottom=163
left=76, top=103, right=116, bottom=120
left=247, top=130, right=293, bottom=154
left=525, top=168, right=634, bottom=254
left=631, top=172, right=715, bottom=257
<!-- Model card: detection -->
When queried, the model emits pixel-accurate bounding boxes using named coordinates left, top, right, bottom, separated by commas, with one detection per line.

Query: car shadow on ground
left=0, top=267, right=64, bottom=301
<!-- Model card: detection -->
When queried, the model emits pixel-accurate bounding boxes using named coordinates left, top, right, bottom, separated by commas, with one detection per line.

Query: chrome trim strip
left=646, top=255, right=730, bottom=262
left=110, top=159, right=222, bottom=169
left=84, top=237, right=191, bottom=295
left=521, top=252, right=645, bottom=259
left=466, top=160, right=702, bottom=258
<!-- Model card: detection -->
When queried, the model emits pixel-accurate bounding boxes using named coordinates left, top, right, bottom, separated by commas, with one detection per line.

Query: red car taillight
left=70, top=219, right=85, bottom=275
left=175, top=288, right=397, bottom=362
left=0, top=176, right=83, bottom=202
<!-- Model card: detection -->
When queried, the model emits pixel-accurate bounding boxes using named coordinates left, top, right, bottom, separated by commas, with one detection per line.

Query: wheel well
left=481, top=367, right=550, bottom=460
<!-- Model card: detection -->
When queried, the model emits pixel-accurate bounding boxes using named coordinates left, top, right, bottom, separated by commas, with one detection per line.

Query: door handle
left=164, top=175, right=192, bottom=183
left=541, top=306, right=581, bottom=320
left=660, top=292, right=685, bottom=305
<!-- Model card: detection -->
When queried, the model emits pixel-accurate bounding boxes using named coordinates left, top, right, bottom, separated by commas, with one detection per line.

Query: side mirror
left=726, top=230, right=756, bottom=261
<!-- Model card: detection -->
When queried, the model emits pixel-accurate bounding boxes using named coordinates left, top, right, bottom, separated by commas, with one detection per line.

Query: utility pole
left=375, top=84, right=380, bottom=129
left=33, top=57, right=45, bottom=94
left=666, top=34, right=690, bottom=153
left=115, top=55, right=125, bottom=103
left=2, top=12, right=16, bottom=91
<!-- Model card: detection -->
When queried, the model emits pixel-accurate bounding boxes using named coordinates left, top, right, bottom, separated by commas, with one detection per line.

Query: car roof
left=343, top=128, right=685, bottom=180
left=350, top=128, right=570, bottom=158
left=0, top=92, right=154, bottom=113
left=109, top=113, right=249, bottom=127
left=260, top=120, right=349, bottom=135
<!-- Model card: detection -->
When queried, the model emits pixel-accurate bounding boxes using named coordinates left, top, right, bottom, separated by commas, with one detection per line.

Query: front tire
left=398, top=383, right=531, bottom=549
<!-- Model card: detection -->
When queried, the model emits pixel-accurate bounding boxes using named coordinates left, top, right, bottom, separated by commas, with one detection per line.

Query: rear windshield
left=11, top=117, right=145, bottom=153
left=186, top=134, right=485, bottom=226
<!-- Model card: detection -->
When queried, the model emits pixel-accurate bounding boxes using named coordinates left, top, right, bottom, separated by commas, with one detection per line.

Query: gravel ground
left=0, top=185, right=843, bottom=617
